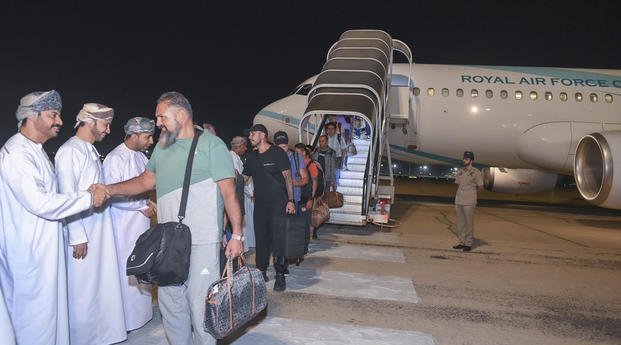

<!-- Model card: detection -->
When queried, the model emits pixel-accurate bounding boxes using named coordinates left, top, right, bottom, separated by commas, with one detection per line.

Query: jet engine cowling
left=574, top=131, right=621, bottom=210
left=483, top=167, right=559, bottom=194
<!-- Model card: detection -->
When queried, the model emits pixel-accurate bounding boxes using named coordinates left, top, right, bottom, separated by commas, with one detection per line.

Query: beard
left=90, top=124, right=105, bottom=142
left=158, top=122, right=181, bottom=148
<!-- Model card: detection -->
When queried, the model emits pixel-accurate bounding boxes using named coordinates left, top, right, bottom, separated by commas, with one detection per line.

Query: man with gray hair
left=103, top=117, right=157, bottom=332
left=105, top=91, right=243, bottom=345
left=55, top=103, right=127, bottom=344
left=0, top=90, right=109, bottom=345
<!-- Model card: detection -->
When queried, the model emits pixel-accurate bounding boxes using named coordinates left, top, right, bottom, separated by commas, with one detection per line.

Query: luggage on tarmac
left=273, top=214, right=307, bottom=259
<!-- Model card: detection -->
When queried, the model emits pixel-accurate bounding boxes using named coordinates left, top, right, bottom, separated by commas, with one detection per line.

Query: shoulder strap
left=178, top=131, right=201, bottom=222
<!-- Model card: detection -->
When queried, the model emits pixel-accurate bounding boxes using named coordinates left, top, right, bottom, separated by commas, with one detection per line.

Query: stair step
left=352, top=138, right=371, bottom=146
left=338, top=179, right=364, bottom=188
left=329, top=204, right=362, bottom=214
left=337, top=186, right=363, bottom=196
left=347, top=157, right=368, bottom=165
left=328, top=213, right=366, bottom=226
left=340, top=170, right=365, bottom=180
left=343, top=195, right=362, bottom=204
left=346, top=164, right=366, bottom=172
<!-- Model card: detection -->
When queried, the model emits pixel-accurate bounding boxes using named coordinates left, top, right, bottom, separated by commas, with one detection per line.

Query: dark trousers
left=254, top=205, right=287, bottom=274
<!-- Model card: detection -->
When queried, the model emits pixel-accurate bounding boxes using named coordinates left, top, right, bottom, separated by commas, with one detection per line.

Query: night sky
left=1, top=0, right=620, bottom=155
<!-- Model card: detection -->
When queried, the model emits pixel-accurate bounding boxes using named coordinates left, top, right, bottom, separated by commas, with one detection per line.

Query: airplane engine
left=483, top=167, right=559, bottom=194
left=574, top=131, right=621, bottom=209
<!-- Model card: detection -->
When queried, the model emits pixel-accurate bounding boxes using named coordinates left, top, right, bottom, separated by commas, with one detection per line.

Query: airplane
left=252, top=30, right=621, bottom=224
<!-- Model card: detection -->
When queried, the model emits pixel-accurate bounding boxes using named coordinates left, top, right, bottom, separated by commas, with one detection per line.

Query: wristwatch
left=288, top=199, right=295, bottom=203
left=230, top=233, right=244, bottom=241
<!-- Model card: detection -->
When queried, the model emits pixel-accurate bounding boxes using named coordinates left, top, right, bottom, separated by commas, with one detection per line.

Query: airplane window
left=442, top=88, right=449, bottom=97
left=413, top=87, right=420, bottom=96
left=605, top=94, right=613, bottom=103
left=515, top=91, right=523, bottom=100
left=575, top=92, right=583, bottom=102
left=529, top=91, right=538, bottom=100
left=560, top=92, right=568, bottom=101
left=427, top=88, right=435, bottom=97
left=456, top=88, right=464, bottom=97
left=500, top=90, right=508, bottom=99
left=471, top=89, right=478, bottom=98
left=589, top=93, right=598, bottom=102
left=485, top=90, right=493, bottom=98
left=545, top=92, right=553, bottom=101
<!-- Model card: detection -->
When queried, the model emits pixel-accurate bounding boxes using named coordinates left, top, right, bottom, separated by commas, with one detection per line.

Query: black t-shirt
left=243, top=145, right=290, bottom=206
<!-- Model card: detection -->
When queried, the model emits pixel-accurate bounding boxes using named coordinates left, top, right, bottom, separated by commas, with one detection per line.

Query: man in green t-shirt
left=106, top=92, right=243, bottom=345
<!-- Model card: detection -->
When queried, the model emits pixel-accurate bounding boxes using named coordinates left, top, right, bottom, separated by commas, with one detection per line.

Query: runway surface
left=123, top=182, right=621, bottom=345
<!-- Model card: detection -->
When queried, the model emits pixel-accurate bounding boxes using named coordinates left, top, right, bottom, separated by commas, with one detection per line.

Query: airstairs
left=298, top=29, right=413, bottom=226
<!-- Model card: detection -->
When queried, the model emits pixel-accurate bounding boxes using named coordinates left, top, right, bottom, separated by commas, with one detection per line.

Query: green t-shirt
left=146, top=131, right=234, bottom=244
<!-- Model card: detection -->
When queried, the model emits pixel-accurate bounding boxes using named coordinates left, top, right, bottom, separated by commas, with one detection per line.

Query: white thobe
left=0, top=133, right=92, bottom=345
left=102, top=143, right=153, bottom=331
left=55, top=136, right=126, bottom=345
left=0, top=281, right=16, bottom=345
left=229, top=151, right=255, bottom=251
left=243, top=180, right=256, bottom=250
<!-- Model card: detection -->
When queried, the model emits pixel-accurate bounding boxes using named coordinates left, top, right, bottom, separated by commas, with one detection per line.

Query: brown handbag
left=311, top=198, right=330, bottom=227
left=322, top=191, right=344, bottom=208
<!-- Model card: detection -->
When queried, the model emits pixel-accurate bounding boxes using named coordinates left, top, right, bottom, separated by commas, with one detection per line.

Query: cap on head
left=249, top=123, right=268, bottom=136
left=230, top=136, right=247, bottom=148
left=273, top=130, right=289, bottom=145
left=463, top=151, right=475, bottom=160
left=124, top=117, right=155, bottom=135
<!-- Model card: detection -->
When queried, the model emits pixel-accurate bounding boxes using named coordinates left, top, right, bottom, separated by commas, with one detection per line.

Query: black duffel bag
left=126, top=132, right=200, bottom=286
left=126, top=221, right=191, bottom=286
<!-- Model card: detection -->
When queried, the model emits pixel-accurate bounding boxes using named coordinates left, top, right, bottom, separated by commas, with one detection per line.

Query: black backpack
left=126, top=132, right=200, bottom=286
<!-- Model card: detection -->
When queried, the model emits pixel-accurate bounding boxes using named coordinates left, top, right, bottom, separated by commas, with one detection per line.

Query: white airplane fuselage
left=254, top=63, right=621, bottom=208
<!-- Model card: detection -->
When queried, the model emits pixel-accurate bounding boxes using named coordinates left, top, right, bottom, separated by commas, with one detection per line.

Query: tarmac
left=122, top=178, right=621, bottom=345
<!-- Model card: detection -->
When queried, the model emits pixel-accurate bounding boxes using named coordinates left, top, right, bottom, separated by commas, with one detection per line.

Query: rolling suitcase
left=273, top=214, right=306, bottom=259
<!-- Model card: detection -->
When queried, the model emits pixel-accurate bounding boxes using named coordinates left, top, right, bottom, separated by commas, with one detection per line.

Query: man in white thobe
left=0, top=90, right=108, bottom=345
left=55, top=103, right=126, bottom=345
left=103, top=117, right=156, bottom=331
left=230, top=136, right=255, bottom=251
left=0, top=284, right=16, bottom=345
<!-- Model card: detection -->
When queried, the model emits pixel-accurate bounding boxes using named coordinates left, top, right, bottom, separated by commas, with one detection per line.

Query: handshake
left=88, top=184, right=111, bottom=208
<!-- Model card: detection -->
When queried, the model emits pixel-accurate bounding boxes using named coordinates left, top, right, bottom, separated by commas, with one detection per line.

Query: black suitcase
left=273, top=214, right=307, bottom=259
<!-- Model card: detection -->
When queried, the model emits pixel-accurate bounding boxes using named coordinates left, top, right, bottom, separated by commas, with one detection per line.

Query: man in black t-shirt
left=242, top=124, right=295, bottom=291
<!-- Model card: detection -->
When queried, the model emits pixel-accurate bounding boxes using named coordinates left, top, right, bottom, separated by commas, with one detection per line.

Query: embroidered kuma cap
left=124, top=117, right=156, bottom=135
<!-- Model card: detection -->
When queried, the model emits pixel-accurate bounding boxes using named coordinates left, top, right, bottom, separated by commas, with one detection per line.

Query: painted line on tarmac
left=268, top=267, right=420, bottom=303
left=231, top=316, right=436, bottom=345
left=307, top=242, right=406, bottom=263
